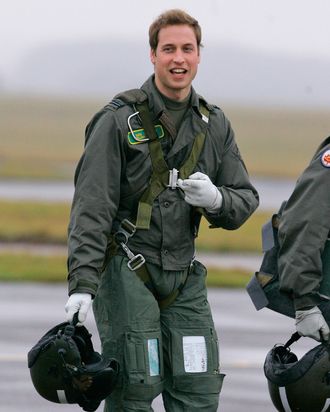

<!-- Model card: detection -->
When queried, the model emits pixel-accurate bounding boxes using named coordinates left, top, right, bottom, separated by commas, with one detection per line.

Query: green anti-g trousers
left=93, top=255, right=225, bottom=411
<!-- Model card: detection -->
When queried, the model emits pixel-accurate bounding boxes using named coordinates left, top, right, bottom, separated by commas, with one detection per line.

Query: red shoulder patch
left=321, top=150, right=330, bottom=168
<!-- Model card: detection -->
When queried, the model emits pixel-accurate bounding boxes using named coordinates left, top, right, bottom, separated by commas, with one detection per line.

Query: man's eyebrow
left=160, top=42, right=195, bottom=48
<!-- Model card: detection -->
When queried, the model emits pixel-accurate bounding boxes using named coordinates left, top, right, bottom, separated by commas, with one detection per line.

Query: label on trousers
left=148, top=338, right=160, bottom=376
left=183, top=336, right=207, bottom=373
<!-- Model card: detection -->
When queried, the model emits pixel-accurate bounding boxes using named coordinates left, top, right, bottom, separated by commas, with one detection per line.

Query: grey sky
left=1, top=0, right=329, bottom=75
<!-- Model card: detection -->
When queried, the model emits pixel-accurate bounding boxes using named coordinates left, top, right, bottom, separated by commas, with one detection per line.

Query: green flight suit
left=67, top=75, right=259, bottom=411
left=278, top=136, right=330, bottom=310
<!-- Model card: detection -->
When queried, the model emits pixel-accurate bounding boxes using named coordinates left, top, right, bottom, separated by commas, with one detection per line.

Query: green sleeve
left=205, top=114, right=259, bottom=229
left=67, top=110, right=125, bottom=296
left=278, top=144, right=330, bottom=310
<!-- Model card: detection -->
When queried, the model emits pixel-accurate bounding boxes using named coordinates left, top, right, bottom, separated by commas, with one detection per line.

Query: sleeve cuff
left=68, top=271, right=99, bottom=297
left=294, top=293, right=323, bottom=311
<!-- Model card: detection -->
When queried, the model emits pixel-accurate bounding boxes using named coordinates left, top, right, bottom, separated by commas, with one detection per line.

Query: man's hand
left=177, top=172, right=222, bottom=212
left=65, top=293, right=92, bottom=325
left=295, top=306, right=330, bottom=342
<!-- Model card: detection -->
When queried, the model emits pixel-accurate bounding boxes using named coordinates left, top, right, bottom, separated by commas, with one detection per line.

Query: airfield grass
left=0, top=252, right=251, bottom=287
left=0, top=253, right=68, bottom=282
left=1, top=95, right=329, bottom=179
left=2, top=94, right=327, bottom=285
left=0, top=199, right=266, bottom=251
left=0, top=201, right=70, bottom=243
left=0, top=199, right=262, bottom=285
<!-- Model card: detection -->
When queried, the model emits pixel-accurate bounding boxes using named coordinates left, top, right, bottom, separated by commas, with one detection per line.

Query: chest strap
left=135, top=101, right=209, bottom=230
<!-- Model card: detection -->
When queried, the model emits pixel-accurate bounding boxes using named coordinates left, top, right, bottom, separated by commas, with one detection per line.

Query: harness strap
left=112, top=99, right=209, bottom=309
left=135, top=101, right=209, bottom=229
left=112, top=219, right=190, bottom=310
left=134, top=264, right=190, bottom=310
left=135, top=103, right=170, bottom=229
left=157, top=270, right=189, bottom=310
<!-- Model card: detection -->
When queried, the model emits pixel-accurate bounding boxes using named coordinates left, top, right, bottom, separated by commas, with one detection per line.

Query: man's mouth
left=170, top=68, right=187, bottom=74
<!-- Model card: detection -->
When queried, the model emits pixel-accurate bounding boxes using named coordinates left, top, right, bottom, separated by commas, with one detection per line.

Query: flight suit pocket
left=170, top=326, right=224, bottom=394
left=124, top=328, right=164, bottom=400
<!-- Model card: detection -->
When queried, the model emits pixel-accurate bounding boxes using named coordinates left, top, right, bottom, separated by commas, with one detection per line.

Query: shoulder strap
left=113, top=88, right=148, bottom=105
left=84, top=89, right=147, bottom=146
left=134, top=100, right=209, bottom=230
left=135, top=101, right=169, bottom=229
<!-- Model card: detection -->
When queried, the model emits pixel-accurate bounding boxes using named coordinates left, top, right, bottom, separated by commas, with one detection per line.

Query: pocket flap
left=246, top=272, right=269, bottom=310
left=173, top=373, right=225, bottom=394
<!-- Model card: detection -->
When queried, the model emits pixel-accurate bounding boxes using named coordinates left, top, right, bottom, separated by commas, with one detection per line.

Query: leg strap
left=134, top=264, right=189, bottom=311
left=113, top=218, right=190, bottom=310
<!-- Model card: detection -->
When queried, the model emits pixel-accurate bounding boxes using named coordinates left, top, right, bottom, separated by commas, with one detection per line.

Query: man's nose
left=173, top=50, right=184, bottom=63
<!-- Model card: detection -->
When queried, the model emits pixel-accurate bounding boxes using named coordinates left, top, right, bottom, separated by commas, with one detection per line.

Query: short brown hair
left=149, top=9, right=202, bottom=51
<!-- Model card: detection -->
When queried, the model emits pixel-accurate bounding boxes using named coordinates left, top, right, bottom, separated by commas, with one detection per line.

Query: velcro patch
left=127, top=124, right=164, bottom=145
left=320, top=149, right=330, bottom=168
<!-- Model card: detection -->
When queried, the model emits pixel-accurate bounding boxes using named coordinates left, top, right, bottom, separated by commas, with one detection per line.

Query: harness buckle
left=120, top=218, right=136, bottom=236
left=119, top=242, right=146, bottom=271
left=167, top=168, right=179, bottom=189
left=114, top=219, right=136, bottom=244
left=127, top=254, right=146, bottom=271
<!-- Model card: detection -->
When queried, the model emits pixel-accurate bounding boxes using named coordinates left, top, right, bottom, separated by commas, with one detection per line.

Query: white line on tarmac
left=0, top=353, right=262, bottom=368
left=0, top=354, right=27, bottom=362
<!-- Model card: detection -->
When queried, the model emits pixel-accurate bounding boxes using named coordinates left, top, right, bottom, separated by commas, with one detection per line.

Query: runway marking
left=0, top=354, right=27, bottom=362
left=0, top=354, right=262, bottom=369
left=224, top=361, right=262, bottom=368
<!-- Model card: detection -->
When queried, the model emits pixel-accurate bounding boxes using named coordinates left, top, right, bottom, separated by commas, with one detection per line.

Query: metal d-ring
left=127, top=111, right=149, bottom=143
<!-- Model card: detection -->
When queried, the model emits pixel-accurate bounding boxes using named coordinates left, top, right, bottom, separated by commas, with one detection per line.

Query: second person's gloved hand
left=295, top=306, right=330, bottom=342
left=65, top=293, right=92, bottom=325
left=177, top=172, right=222, bottom=212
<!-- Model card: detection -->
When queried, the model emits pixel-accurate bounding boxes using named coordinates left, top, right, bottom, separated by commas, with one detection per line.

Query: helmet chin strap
left=71, top=311, right=79, bottom=326
left=284, top=332, right=301, bottom=349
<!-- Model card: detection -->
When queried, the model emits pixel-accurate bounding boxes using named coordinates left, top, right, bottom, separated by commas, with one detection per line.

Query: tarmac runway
left=0, top=282, right=316, bottom=412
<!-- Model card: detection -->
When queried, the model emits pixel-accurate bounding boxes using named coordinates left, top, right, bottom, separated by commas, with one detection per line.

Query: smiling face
left=150, top=24, right=200, bottom=101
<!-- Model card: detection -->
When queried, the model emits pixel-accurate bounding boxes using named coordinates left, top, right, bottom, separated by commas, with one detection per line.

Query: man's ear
left=150, top=48, right=156, bottom=64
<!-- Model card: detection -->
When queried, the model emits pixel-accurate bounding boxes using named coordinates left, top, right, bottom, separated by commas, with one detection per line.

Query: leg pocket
left=124, top=328, right=165, bottom=401
left=170, top=326, right=225, bottom=394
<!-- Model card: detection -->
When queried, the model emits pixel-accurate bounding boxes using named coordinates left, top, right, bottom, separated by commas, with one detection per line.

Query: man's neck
left=154, top=80, right=191, bottom=102
left=160, top=91, right=191, bottom=110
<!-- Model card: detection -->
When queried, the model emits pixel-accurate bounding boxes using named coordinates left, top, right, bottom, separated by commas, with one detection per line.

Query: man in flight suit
left=279, top=137, right=330, bottom=342
left=65, top=9, right=259, bottom=411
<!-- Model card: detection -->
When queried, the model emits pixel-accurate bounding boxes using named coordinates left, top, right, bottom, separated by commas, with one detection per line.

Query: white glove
left=65, top=293, right=92, bottom=325
left=295, top=306, right=330, bottom=342
left=177, top=172, right=222, bottom=212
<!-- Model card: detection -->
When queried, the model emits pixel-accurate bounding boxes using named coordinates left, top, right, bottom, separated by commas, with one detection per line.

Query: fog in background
left=1, top=0, right=329, bottom=107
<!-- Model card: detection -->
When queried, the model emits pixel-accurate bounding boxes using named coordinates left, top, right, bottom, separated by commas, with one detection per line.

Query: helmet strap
left=284, top=332, right=301, bottom=349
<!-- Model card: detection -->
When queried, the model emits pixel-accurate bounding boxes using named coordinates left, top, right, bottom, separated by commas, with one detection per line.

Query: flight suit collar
left=166, top=106, right=209, bottom=163
left=140, top=75, right=166, bottom=120
left=140, top=75, right=209, bottom=161
left=140, top=75, right=203, bottom=122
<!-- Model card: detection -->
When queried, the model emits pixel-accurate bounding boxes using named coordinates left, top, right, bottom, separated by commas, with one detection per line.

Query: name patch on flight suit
left=321, top=149, right=330, bottom=168
left=127, top=125, right=164, bottom=145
